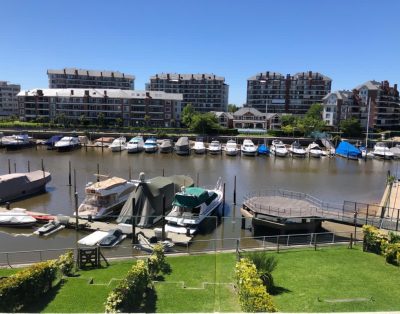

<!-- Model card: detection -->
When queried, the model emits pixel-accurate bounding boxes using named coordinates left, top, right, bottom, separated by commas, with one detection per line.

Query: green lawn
left=1, top=246, right=400, bottom=312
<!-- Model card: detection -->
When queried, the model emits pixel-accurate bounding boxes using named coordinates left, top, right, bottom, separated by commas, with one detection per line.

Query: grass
left=1, top=246, right=400, bottom=312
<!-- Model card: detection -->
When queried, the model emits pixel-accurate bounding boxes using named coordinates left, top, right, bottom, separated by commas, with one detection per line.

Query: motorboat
left=98, top=229, right=126, bottom=247
left=175, top=137, right=190, bottom=155
left=77, top=176, right=136, bottom=219
left=4, top=134, right=35, bottom=150
left=34, top=220, right=64, bottom=236
left=306, top=142, right=323, bottom=158
left=126, top=136, right=145, bottom=153
left=241, top=139, right=258, bottom=156
left=94, top=137, right=115, bottom=147
left=360, top=147, right=374, bottom=159
left=165, top=178, right=223, bottom=235
left=44, top=135, right=63, bottom=150
left=224, top=139, right=239, bottom=156
left=193, top=138, right=206, bottom=154
left=289, top=141, right=307, bottom=157
left=0, top=208, right=37, bottom=227
left=373, top=142, right=394, bottom=160
left=159, top=139, right=173, bottom=153
left=109, top=137, right=127, bottom=152
left=207, top=140, right=222, bottom=155
left=270, top=140, right=288, bottom=157
left=335, top=141, right=361, bottom=160
left=54, top=136, right=81, bottom=152
left=257, top=144, right=270, bottom=155
left=135, top=232, right=174, bottom=253
left=144, top=138, right=158, bottom=153
left=390, top=145, right=400, bottom=159
left=0, top=170, right=51, bottom=203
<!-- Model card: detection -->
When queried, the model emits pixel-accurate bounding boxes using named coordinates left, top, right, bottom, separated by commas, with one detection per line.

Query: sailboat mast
left=365, top=97, right=371, bottom=147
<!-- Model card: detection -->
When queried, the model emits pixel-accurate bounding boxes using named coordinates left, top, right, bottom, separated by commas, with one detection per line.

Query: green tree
left=227, top=104, right=239, bottom=113
left=280, top=115, right=296, bottom=127
left=79, top=114, right=88, bottom=126
left=306, top=103, right=324, bottom=120
left=97, top=112, right=106, bottom=128
left=115, top=117, right=123, bottom=128
left=190, top=112, right=220, bottom=134
left=55, top=113, right=66, bottom=126
left=144, top=114, right=151, bottom=127
left=181, top=103, right=195, bottom=127
left=340, top=118, right=362, bottom=137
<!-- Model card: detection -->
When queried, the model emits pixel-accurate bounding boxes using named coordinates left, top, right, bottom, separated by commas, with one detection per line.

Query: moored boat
left=144, top=138, right=158, bottom=153
left=225, top=139, right=239, bottom=156
left=373, top=142, right=394, bottom=160
left=306, top=142, right=323, bottom=158
left=257, top=143, right=270, bottom=155
left=241, top=139, right=258, bottom=156
left=94, top=137, right=115, bottom=147
left=175, top=137, right=190, bottom=155
left=126, top=136, right=144, bottom=153
left=0, top=208, right=37, bottom=227
left=44, top=135, right=63, bottom=150
left=159, top=139, right=173, bottom=153
left=335, top=141, right=361, bottom=160
left=4, top=134, right=35, bottom=150
left=109, top=137, right=127, bottom=152
left=289, top=141, right=307, bottom=158
left=54, top=136, right=81, bottom=152
left=0, top=170, right=51, bottom=203
left=207, top=140, right=222, bottom=155
left=270, top=140, right=288, bottom=157
left=193, top=138, right=206, bottom=154
left=98, top=228, right=126, bottom=247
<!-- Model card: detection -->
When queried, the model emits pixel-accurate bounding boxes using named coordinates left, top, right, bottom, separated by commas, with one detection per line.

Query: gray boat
left=175, top=137, right=190, bottom=155
left=159, top=139, right=173, bottom=153
left=0, top=170, right=52, bottom=203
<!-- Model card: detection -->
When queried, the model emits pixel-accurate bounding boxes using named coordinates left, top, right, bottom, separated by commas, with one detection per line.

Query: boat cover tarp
left=45, top=135, right=63, bottom=145
left=258, top=144, right=270, bottom=154
left=336, top=141, right=361, bottom=158
left=117, top=175, right=194, bottom=227
left=176, top=137, right=189, bottom=147
left=172, top=187, right=217, bottom=208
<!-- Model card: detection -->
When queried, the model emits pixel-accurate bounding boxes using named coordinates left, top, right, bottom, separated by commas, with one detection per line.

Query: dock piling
left=8, top=159, right=11, bottom=174
left=74, top=168, right=77, bottom=193
left=74, top=192, right=79, bottom=231
left=222, top=183, right=226, bottom=216
left=162, top=195, right=166, bottom=241
left=97, top=164, right=100, bottom=182
left=131, top=198, right=136, bottom=244
left=162, top=168, right=165, bottom=177
left=14, top=162, right=16, bottom=173
left=68, top=161, right=72, bottom=186
left=233, top=175, right=237, bottom=205
left=27, top=160, right=30, bottom=172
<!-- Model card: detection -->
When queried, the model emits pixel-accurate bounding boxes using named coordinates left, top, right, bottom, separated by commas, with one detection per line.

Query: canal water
left=0, top=146, right=398, bottom=258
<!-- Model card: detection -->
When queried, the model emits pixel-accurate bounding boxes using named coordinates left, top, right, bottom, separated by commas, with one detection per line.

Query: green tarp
left=173, top=187, right=217, bottom=208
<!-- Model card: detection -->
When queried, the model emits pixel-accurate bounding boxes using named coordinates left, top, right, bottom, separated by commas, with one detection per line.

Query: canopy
left=336, top=141, right=361, bottom=158
left=117, top=175, right=193, bottom=227
left=173, top=187, right=217, bottom=208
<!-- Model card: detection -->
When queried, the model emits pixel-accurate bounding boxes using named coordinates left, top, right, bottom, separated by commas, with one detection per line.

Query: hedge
left=104, top=260, right=152, bottom=313
left=235, top=258, right=277, bottom=312
left=0, top=260, right=58, bottom=312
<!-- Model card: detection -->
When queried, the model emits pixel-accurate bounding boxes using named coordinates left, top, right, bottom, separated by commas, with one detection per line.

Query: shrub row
left=105, top=245, right=170, bottom=313
left=235, top=258, right=277, bottom=312
left=0, top=260, right=58, bottom=312
left=363, top=225, right=400, bottom=265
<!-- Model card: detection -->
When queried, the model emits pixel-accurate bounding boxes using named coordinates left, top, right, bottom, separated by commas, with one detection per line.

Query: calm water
left=0, top=146, right=398, bottom=255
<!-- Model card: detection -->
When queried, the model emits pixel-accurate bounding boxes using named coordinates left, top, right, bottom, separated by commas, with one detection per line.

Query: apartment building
left=323, top=81, right=400, bottom=130
left=47, top=68, right=135, bottom=90
left=146, top=73, right=229, bottom=117
left=0, top=81, right=21, bottom=116
left=246, top=71, right=331, bottom=115
left=17, top=88, right=182, bottom=127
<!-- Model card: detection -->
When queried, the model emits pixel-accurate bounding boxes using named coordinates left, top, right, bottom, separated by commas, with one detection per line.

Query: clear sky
left=1, top=0, right=399, bottom=105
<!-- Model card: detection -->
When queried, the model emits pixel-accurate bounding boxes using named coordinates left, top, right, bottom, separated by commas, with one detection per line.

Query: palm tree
left=245, top=251, right=277, bottom=292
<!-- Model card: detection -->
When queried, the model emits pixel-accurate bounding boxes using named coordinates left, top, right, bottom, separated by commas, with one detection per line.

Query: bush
left=0, top=260, right=58, bottom=312
left=104, top=260, right=152, bottom=313
left=235, top=258, right=277, bottom=312
left=147, top=244, right=171, bottom=280
left=362, top=225, right=387, bottom=254
left=57, top=250, right=75, bottom=276
left=383, top=243, right=400, bottom=265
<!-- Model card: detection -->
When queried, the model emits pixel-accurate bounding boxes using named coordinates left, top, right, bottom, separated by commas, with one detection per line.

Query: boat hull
left=57, top=144, right=81, bottom=152
left=225, top=150, right=238, bottom=156
left=5, top=142, right=35, bottom=151
left=241, top=150, right=257, bottom=156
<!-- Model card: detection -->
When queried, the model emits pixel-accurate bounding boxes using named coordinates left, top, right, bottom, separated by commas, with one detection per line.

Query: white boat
left=373, top=142, right=394, bottom=160
left=34, top=220, right=65, bottom=236
left=135, top=232, right=174, bottom=253
left=0, top=170, right=51, bottom=203
left=207, top=140, right=222, bottom=155
left=390, top=145, right=400, bottom=159
left=94, top=137, right=115, bottom=147
left=109, top=137, right=127, bottom=152
left=54, top=136, right=81, bottom=152
left=306, top=142, right=323, bottom=158
left=270, top=140, right=288, bottom=157
left=77, top=176, right=136, bottom=219
left=144, top=138, right=158, bottom=153
left=241, top=139, right=258, bottom=156
left=289, top=141, right=307, bottom=158
left=225, top=139, right=239, bottom=156
left=165, top=178, right=223, bottom=235
left=0, top=208, right=37, bottom=227
left=193, top=137, right=206, bottom=154
left=4, top=134, right=35, bottom=150
left=126, top=136, right=144, bottom=153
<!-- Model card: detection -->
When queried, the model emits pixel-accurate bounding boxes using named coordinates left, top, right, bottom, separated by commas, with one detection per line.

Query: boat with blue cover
left=44, top=135, right=63, bottom=150
left=335, top=141, right=361, bottom=160
left=258, top=143, right=270, bottom=155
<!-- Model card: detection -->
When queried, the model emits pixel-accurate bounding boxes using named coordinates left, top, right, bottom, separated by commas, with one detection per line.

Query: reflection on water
left=0, top=146, right=398, bottom=255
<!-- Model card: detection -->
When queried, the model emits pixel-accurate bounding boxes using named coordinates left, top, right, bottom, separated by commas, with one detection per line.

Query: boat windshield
left=82, top=194, right=116, bottom=207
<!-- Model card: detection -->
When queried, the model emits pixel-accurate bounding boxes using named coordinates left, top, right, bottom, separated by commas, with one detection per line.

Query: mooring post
left=27, top=160, right=30, bottom=172
left=349, top=233, right=353, bottom=249
left=74, top=192, right=79, bottom=231
left=8, top=159, right=11, bottom=174
left=68, top=161, right=72, bottom=186
left=162, top=168, right=165, bottom=177
left=97, top=164, right=100, bottom=182
left=13, top=162, right=16, bottom=173
left=131, top=198, right=136, bottom=244
left=233, top=175, right=237, bottom=205
left=222, top=183, right=226, bottom=217
left=162, top=195, right=166, bottom=241
left=73, top=168, right=77, bottom=193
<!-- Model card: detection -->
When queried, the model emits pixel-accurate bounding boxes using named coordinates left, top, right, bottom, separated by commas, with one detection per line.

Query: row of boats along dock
left=1, top=132, right=400, bottom=160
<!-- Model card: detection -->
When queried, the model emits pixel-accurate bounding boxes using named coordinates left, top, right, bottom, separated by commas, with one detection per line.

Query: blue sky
left=1, top=0, right=399, bottom=105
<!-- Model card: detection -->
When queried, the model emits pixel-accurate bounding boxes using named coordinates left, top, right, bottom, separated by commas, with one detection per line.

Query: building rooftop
left=354, top=80, right=381, bottom=91
left=17, top=88, right=182, bottom=100
left=292, top=71, right=331, bottom=81
left=150, top=73, right=225, bottom=81
left=322, top=90, right=353, bottom=101
left=211, top=111, right=234, bottom=119
left=248, top=72, right=285, bottom=81
left=47, top=68, right=135, bottom=80
left=234, top=107, right=265, bottom=117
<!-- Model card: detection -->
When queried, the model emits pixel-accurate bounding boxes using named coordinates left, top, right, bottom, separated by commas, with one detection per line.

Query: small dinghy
left=98, top=228, right=126, bottom=247
left=135, top=232, right=174, bottom=253
left=34, top=220, right=65, bottom=236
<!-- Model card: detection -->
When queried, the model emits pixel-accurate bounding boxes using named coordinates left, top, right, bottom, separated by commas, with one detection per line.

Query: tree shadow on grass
left=270, top=285, right=291, bottom=296
left=22, top=280, right=64, bottom=313
left=138, top=287, right=157, bottom=313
